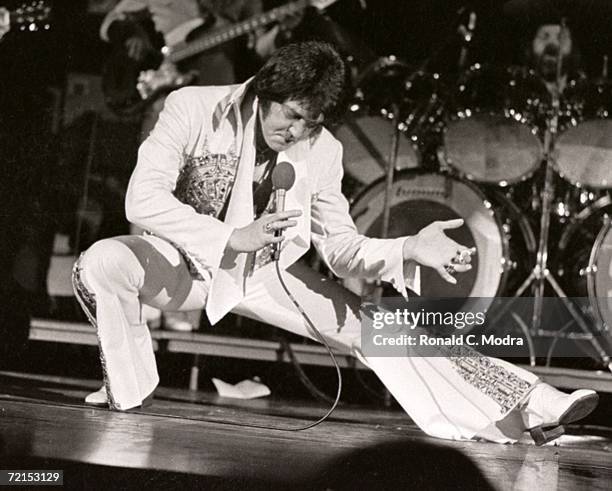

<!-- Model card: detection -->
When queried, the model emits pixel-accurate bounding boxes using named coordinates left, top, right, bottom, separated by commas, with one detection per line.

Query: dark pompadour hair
left=253, top=41, right=346, bottom=122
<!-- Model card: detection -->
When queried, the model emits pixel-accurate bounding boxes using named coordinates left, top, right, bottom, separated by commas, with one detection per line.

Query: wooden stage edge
left=30, top=317, right=612, bottom=393
left=1, top=371, right=612, bottom=490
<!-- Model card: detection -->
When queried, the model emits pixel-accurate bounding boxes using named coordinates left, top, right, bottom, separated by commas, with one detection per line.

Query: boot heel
left=530, top=425, right=565, bottom=446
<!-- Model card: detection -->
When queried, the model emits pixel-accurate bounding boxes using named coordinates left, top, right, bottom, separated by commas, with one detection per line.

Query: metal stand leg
left=375, top=112, right=402, bottom=407
left=189, top=354, right=201, bottom=391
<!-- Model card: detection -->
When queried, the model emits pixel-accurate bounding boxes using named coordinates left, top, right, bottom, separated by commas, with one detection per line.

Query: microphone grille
left=271, top=161, right=296, bottom=191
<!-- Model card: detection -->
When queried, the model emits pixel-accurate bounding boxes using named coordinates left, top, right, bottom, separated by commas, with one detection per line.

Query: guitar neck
left=168, top=0, right=309, bottom=63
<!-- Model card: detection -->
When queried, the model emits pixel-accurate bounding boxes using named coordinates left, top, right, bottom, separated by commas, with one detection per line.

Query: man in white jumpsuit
left=73, top=41, right=598, bottom=445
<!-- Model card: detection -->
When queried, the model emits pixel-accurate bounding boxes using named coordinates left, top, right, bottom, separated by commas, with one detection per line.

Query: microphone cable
left=154, top=262, right=344, bottom=432
left=174, top=260, right=343, bottom=432
left=271, top=260, right=343, bottom=428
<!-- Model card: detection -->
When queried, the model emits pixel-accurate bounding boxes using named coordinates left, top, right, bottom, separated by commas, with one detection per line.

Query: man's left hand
left=402, top=219, right=476, bottom=284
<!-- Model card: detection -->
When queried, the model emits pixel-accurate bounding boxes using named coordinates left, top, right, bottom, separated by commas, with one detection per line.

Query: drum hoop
left=557, top=195, right=612, bottom=252
left=588, top=217, right=612, bottom=330
left=355, top=55, right=410, bottom=89
left=349, top=169, right=489, bottom=212
left=445, top=108, right=535, bottom=126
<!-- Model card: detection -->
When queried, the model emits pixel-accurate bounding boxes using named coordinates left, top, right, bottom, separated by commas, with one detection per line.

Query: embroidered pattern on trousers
left=71, top=254, right=118, bottom=410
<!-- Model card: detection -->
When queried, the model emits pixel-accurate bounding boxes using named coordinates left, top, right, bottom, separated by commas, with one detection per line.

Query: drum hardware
left=335, top=57, right=426, bottom=188
left=338, top=55, right=446, bottom=189
left=487, top=20, right=612, bottom=371
left=367, top=98, right=405, bottom=409
left=366, top=65, right=448, bottom=301
left=457, top=11, right=477, bottom=71
left=371, top=101, right=403, bottom=307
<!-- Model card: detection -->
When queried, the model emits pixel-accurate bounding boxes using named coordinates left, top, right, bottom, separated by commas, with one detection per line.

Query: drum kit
left=336, top=21, right=612, bottom=366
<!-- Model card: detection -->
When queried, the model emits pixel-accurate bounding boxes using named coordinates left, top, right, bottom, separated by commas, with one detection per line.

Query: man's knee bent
left=78, top=238, right=143, bottom=291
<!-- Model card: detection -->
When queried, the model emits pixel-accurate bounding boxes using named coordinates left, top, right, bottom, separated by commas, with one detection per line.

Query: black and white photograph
left=1, top=0, right=612, bottom=489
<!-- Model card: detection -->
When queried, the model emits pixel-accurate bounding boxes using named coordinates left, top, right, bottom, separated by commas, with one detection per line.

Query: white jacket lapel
left=206, top=101, right=257, bottom=324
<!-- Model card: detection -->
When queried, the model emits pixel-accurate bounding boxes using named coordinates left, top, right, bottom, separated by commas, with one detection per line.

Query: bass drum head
left=346, top=171, right=507, bottom=303
left=334, top=115, right=419, bottom=187
left=556, top=120, right=612, bottom=189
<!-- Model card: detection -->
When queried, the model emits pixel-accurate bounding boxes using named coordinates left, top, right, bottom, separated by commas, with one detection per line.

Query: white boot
left=84, top=386, right=108, bottom=407
left=84, top=385, right=154, bottom=409
left=521, top=383, right=598, bottom=445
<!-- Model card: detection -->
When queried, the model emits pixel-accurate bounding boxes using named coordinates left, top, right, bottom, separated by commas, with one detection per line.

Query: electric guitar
left=3, top=1, right=51, bottom=34
left=102, top=0, right=338, bottom=116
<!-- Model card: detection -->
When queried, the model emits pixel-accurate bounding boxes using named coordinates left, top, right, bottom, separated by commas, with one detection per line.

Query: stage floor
left=1, top=371, right=611, bottom=490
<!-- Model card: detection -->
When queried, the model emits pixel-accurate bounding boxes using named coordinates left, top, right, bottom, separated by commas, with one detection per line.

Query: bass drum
left=345, top=171, right=536, bottom=312
left=556, top=196, right=612, bottom=331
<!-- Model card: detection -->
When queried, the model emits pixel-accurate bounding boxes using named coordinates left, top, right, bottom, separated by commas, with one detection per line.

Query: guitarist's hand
left=125, top=35, right=152, bottom=62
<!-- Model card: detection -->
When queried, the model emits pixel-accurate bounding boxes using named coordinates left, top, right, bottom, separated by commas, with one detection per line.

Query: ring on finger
left=445, top=264, right=456, bottom=275
left=264, top=222, right=273, bottom=233
left=451, top=252, right=465, bottom=265
left=455, top=249, right=473, bottom=264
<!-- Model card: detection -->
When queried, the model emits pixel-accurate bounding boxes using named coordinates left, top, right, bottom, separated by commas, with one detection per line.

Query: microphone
left=271, top=161, right=296, bottom=261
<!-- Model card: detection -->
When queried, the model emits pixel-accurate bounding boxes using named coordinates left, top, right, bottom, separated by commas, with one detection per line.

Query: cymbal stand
left=372, top=103, right=402, bottom=306
left=367, top=104, right=402, bottom=407
left=490, top=20, right=611, bottom=369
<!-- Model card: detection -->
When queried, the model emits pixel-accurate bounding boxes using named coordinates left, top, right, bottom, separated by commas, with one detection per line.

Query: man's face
left=532, top=24, right=573, bottom=80
left=258, top=100, right=324, bottom=152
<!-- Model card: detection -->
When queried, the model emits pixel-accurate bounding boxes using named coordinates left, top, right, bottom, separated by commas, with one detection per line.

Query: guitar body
left=102, top=48, right=163, bottom=116
left=103, top=14, right=237, bottom=115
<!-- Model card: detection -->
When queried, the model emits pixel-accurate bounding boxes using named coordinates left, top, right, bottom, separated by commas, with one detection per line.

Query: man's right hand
left=227, top=210, right=302, bottom=253
left=125, top=35, right=152, bottom=61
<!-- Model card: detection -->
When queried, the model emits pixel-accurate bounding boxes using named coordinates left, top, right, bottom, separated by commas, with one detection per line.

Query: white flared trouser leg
left=234, top=262, right=539, bottom=442
left=73, top=235, right=209, bottom=410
